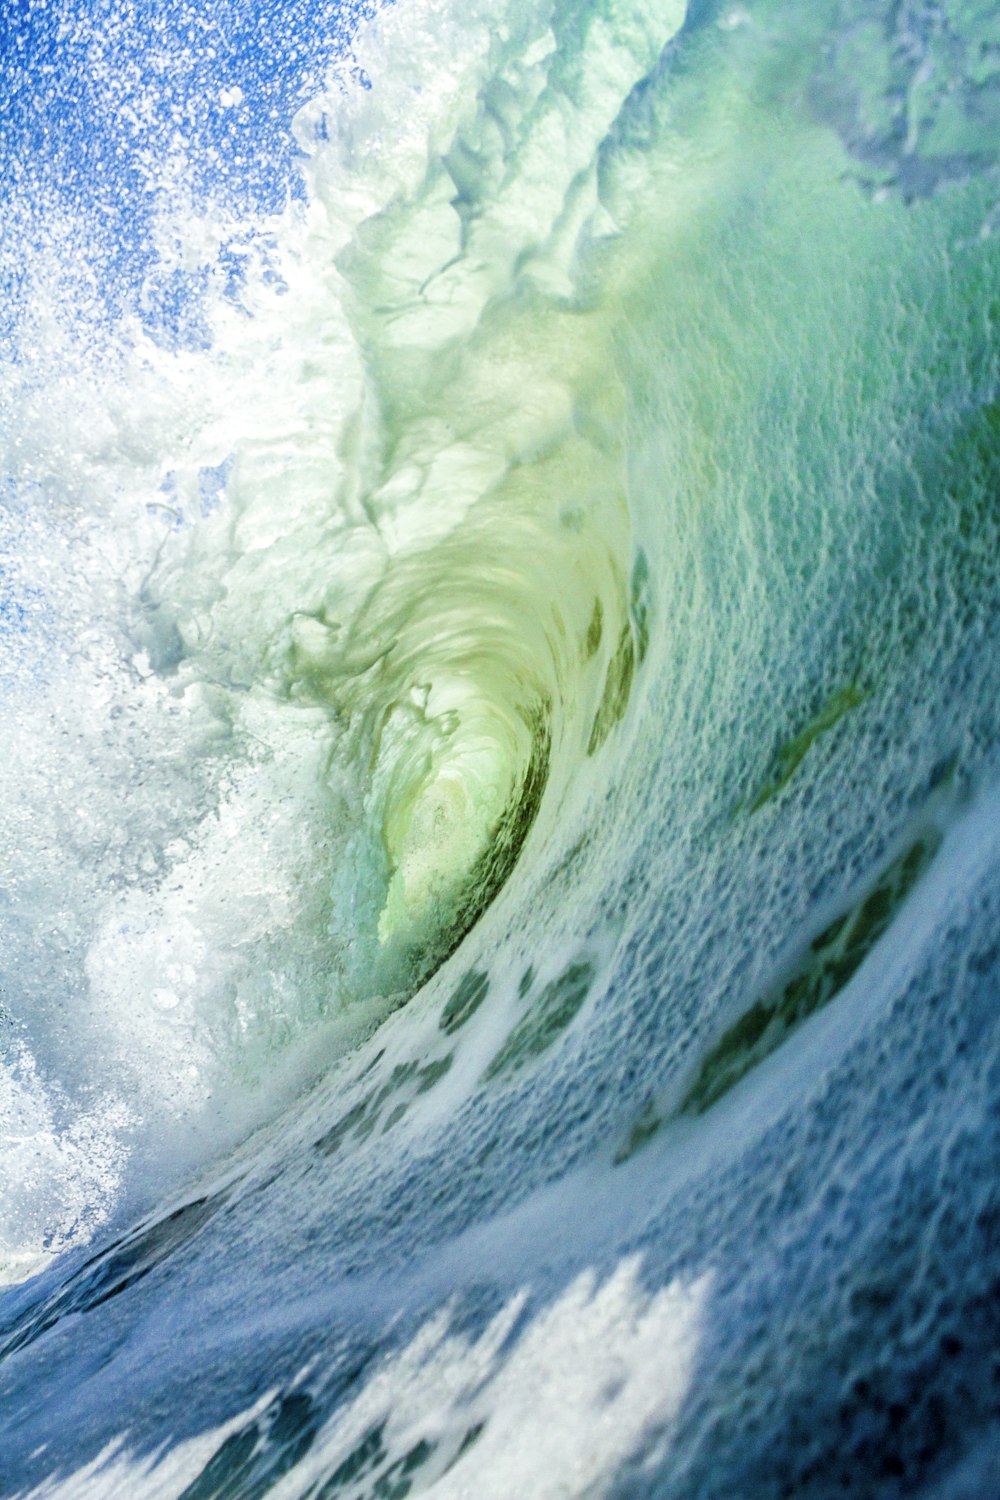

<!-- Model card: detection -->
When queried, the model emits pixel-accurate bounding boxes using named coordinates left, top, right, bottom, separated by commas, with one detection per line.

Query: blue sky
left=1, top=0, right=388, bottom=338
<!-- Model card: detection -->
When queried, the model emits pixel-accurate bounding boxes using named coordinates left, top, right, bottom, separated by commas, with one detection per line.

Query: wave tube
left=1, top=0, right=999, bottom=1496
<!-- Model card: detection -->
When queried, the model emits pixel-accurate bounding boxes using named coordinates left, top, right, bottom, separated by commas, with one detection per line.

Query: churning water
left=1, top=0, right=999, bottom=1495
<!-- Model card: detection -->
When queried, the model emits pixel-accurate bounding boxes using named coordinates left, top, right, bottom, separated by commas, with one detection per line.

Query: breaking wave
left=1, top=0, right=999, bottom=1495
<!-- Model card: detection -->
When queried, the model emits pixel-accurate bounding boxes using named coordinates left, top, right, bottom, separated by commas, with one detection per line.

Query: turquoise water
left=1, top=0, right=999, bottom=1495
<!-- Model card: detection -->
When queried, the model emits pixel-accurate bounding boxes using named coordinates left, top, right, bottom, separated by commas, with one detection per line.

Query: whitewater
left=1, top=0, right=999, bottom=1494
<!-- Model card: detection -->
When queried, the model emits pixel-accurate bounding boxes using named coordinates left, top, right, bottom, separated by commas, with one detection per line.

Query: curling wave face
left=1, top=0, right=1000, bottom=1495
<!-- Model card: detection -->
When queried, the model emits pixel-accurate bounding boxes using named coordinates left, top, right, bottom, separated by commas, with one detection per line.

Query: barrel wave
left=1, top=0, right=999, bottom=1496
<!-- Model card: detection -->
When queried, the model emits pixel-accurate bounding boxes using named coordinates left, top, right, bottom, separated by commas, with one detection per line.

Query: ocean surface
left=1, top=0, right=999, bottom=1495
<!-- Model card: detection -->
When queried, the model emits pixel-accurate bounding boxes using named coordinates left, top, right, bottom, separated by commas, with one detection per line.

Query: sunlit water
left=1, top=0, right=999, bottom=1495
